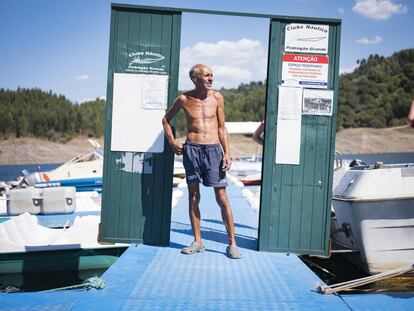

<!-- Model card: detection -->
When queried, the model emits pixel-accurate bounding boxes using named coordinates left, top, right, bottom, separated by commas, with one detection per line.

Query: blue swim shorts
left=182, top=141, right=228, bottom=187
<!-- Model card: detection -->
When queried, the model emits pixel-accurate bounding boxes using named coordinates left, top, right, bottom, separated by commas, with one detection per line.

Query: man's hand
left=171, top=141, right=183, bottom=155
left=222, top=154, right=232, bottom=171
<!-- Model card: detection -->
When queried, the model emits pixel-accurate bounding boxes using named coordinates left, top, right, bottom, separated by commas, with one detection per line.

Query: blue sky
left=0, top=0, right=413, bottom=103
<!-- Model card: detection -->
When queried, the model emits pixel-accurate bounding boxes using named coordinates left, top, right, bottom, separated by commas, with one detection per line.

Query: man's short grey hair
left=189, top=64, right=202, bottom=79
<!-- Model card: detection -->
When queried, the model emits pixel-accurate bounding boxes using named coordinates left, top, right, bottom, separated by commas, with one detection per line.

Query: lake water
left=341, top=152, right=414, bottom=164
left=0, top=163, right=60, bottom=182
left=1, top=152, right=413, bottom=183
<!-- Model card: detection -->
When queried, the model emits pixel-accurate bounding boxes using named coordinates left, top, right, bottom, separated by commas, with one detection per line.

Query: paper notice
left=277, top=86, right=302, bottom=120
left=275, top=86, right=302, bottom=165
left=111, top=73, right=165, bottom=153
left=302, top=89, right=333, bottom=116
left=275, top=119, right=301, bottom=165
left=141, top=75, right=169, bottom=110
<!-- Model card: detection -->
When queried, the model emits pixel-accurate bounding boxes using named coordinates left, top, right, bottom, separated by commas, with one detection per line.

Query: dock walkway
left=1, top=183, right=413, bottom=310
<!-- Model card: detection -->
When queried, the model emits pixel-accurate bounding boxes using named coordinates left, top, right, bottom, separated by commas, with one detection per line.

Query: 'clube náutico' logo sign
left=285, top=23, right=329, bottom=54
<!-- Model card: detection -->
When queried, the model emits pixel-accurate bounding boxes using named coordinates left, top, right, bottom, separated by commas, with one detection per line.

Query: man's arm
left=252, top=121, right=265, bottom=145
left=408, top=100, right=414, bottom=128
left=162, top=94, right=185, bottom=155
left=215, top=92, right=231, bottom=170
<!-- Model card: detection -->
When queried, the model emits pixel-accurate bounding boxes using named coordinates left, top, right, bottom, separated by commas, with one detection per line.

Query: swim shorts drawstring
left=201, top=145, right=208, bottom=159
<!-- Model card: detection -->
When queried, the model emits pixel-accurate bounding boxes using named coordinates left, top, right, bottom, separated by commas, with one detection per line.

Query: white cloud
left=356, top=35, right=383, bottom=44
left=338, top=7, right=345, bottom=14
left=75, top=74, right=90, bottom=80
left=352, top=0, right=407, bottom=20
left=179, top=39, right=267, bottom=90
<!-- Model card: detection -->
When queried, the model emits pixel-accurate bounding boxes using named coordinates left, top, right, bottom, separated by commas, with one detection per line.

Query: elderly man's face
left=193, top=66, right=213, bottom=90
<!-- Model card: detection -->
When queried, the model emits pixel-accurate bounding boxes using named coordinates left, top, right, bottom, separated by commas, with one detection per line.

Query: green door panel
left=258, top=19, right=341, bottom=256
left=100, top=6, right=181, bottom=245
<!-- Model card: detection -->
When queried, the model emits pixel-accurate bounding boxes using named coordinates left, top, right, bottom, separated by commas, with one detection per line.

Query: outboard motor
left=0, top=181, right=9, bottom=196
left=349, top=159, right=367, bottom=168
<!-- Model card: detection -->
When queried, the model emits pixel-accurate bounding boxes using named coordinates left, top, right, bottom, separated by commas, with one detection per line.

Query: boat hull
left=332, top=163, right=414, bottom=274
left=0, top=247, right=126, bottom=274
left=333, top=198, right=414, bottom=274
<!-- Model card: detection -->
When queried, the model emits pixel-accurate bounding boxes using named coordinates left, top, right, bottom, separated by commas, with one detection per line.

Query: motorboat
left=31, top=139, right=103, bottom=192
left=239, top=172, right=262, bottom=186
left=0, top=212, right=128, bottom=274
left=332, top=161, right=414, bottom=275
left=0, top=140, right=103, bottom=193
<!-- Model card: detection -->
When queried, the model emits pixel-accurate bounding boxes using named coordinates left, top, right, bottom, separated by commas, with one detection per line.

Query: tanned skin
left=409, top=100, right=414, bottom=128
left=162, top=64, right=237, bottom=247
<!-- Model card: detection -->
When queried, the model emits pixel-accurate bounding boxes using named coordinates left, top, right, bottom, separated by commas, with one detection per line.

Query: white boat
left=30, top=139, right=104, bottom=192
left=332, top=162, right=414, bottom=275
left=0, top=139, right=104, bottom=193
left=0, top=212, right=128, bottom=274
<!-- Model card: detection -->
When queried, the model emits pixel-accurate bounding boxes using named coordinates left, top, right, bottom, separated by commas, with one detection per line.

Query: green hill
left=338, top=48, right=414, bottom=129
left=1, top=48, right=413, bottom=140
left=0, top=88, right=104, bottom=141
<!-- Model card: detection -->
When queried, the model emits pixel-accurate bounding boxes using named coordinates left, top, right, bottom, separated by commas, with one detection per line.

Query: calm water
left=0, top=163, right=60, bottom=182
left=342, top=152, right=414, bottom=164
left=1, top=153, right=413, bottom=182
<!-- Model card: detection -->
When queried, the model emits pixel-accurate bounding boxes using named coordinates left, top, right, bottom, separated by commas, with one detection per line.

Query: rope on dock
left=316, top=264, right=414, bottom=294
left=42, top=276, right=106, bottom=292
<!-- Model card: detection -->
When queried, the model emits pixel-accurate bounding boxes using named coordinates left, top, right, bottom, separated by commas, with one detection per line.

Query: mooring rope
left=42, top=276, right=106, bottom=292
left=316, top=264, right=414, bottom=294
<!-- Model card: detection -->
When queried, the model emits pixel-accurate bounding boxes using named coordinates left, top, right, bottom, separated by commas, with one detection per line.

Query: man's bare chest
left=183, top=99, right=218, bottom=120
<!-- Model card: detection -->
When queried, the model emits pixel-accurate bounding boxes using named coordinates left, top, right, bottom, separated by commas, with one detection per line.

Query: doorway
left=100, top=4, right=341, bottom=257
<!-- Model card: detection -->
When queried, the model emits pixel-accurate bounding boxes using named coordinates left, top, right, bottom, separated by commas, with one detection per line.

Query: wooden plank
left=310, top=121, right=328, bottom=251
left=100, top=8, right=117, bottom=241
left=160, top=12, right=181, bottom=244
left=277, top=183, right=292, bottom=249
left=299, top=185, right=314, bottom=250
left=150, top=13, right=168, bottom=244
left=126, top=12, right=144, bottom=241
left=258, top=20, right=280, bottom=251
left=106, top=9, right=130, bottom=240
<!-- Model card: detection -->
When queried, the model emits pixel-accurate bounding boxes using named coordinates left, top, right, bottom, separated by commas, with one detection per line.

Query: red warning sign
left=281, top=53, right=329, bottom=88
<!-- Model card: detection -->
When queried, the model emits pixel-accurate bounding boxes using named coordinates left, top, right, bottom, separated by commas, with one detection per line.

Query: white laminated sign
left=285, top=23, right=329, bottom=54
left=281, top=53, right=329, bottom=88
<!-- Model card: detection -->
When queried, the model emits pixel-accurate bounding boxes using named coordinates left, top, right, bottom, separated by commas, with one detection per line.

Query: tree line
left=1, top=48, right=412, bottom=140
left=0, top=88, right=104, bottom=142
left=337, top=48, right=414, bottom=129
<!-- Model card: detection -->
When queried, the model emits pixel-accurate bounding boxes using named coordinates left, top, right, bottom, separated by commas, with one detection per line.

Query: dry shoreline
left=0, top=126, right=413, bottom=165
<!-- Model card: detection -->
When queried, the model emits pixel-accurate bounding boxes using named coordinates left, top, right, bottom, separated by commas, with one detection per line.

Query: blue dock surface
left=1, top=183, right=413, bottom=310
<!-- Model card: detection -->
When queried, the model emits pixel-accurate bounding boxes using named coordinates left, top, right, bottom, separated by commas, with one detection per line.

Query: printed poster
left=302, top=89, right=334, bottom=116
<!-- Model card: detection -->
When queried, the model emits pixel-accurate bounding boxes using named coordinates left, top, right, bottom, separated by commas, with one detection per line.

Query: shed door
left=99, top=7, right=181, bottom=245
left=258, top=19, right=341, bottom=255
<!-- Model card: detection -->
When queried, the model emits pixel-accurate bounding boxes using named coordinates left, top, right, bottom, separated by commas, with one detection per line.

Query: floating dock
left=1, top=183, right=413, bottom=310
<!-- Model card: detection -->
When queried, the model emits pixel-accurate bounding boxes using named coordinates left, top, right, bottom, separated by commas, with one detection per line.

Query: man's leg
left=188, top=182, right=202, bottom=244
left=214, top=186, right=237, bottom=246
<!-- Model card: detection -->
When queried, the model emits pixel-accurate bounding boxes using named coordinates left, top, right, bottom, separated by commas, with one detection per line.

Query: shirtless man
left=162, top=64, right=241, bottom=259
